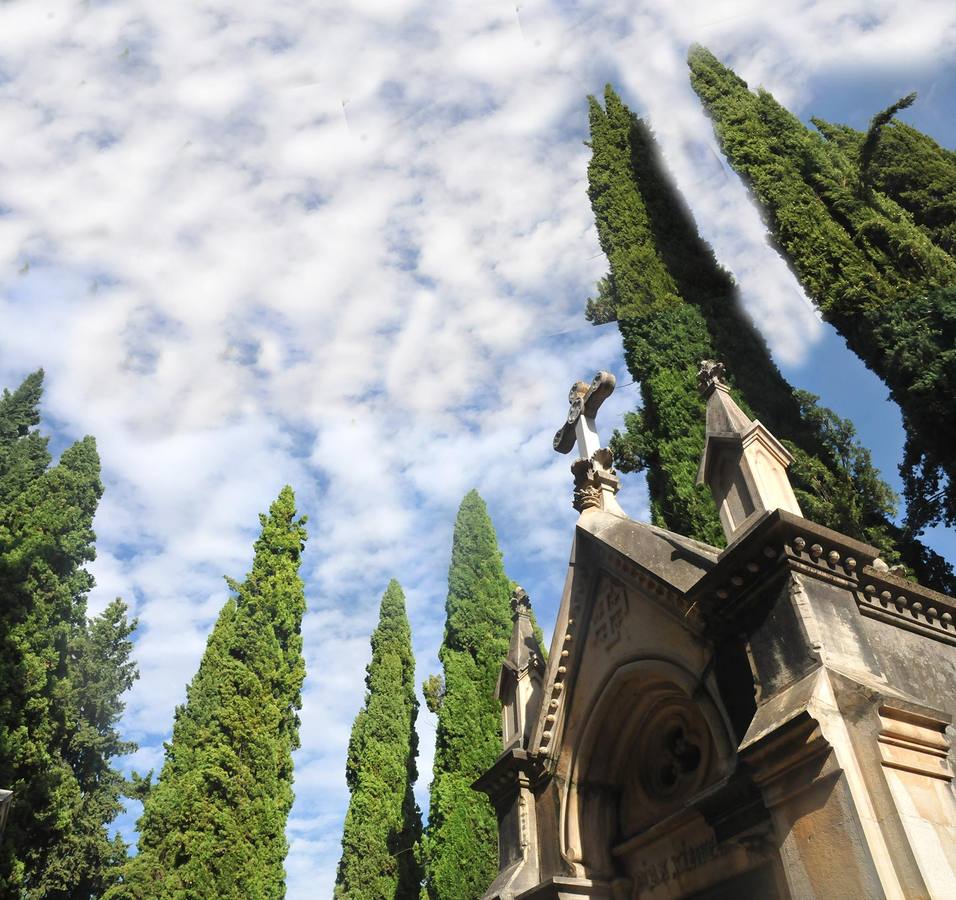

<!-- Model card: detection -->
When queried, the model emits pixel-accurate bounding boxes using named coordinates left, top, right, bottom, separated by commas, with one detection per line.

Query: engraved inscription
left=634, top=837, right=722, bottom=895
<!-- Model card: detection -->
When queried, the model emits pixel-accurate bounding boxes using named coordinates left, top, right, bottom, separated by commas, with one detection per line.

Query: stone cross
left=553, top=371, right=616, bottom=458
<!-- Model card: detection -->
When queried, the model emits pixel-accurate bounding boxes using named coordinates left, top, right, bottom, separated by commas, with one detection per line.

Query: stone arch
left=560, top=656, right=736, bottom=881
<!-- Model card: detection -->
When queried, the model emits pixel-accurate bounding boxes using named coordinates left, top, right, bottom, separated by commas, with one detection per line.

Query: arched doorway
left=560, top=658, right=734, bottom=883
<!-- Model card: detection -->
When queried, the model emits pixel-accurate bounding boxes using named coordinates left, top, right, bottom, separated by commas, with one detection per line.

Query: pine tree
left=335, top=579, right=423, bottom=898
left=0, top=371, right=139, bottom=898
left=422, top=490, right=513, bottom=899
left=688, top=46, right=956, bottom=534
left=586, top=87, right=955, bottom=593
left=107, top=486, right=307, bottom=899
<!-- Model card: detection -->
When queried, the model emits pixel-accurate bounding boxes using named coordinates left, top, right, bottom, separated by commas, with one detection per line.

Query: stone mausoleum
left=475, top=363, right=956, bottom=899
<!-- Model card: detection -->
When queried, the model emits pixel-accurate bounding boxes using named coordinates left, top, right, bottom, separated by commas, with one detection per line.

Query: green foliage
left=785, top=390, right=897, bottom=550
left=0, top=371, right=139, bottom=899
left=688, top=46, right=956, bottom=534
left=813, top=113, right=956, bottom=256
left=858, top=93, right=917, bottom=194
left=422, top=674, right=444, bottom=715
left=422, top=491, right=512, bottom=900
left=587, top=87, right=955, bottom=593
left=108, top=487, right=307, bottom=899
left=335, top=579, right=423, bottom=899
left=584, top=275, right=619, bottom=325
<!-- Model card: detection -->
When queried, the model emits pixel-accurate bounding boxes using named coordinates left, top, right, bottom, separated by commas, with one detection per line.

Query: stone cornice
left=689, top=510, right=878, bottom=628
left=856, top=565, right=956, bottom=645
left=689, top=508, right=956, bottom=645
left=472, top=748, right=545, bottom=806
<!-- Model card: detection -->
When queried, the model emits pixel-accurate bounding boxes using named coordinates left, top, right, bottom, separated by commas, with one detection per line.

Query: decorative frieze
left=535, top=568, right=590, bottom=755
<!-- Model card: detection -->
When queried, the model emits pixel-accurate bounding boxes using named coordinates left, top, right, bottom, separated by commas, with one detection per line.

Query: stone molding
left=877, top=705, right=953, bottom=781
left=473, top=748, right=546, bottom=807
left=857, top=565, right=956, bottom=645
left=533, top=599, right=577, bottom=757
left=740, top=708, right=832, bottom=803
left=515, top=876, right=622, bottom=900
left=594, top=540, right=701, bottom=629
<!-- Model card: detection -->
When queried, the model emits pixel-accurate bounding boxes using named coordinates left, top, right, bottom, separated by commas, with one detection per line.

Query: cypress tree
left=334, top=579, right=423, bottom=898
left=422, top=490, right=513, bottom=900
left=107, top=486, right=307, bottom=899
left=811, top=106, right=956, bottom=256
left=586, top=87, right=955, bottom=593
left=688, top=46, right=956, bottom=534
left=0, top=371, right=139, bottom=898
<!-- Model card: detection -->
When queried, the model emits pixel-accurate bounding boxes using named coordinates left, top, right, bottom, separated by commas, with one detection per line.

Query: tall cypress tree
left=688, top=46, right=956, bottom=534
left=107, top=486, right=307, bottom=899
left=335, top=579, right=423, bottom=898
left=811, top=107, right=956, bottom=256
left=422, top=490, right=513, bottom=900
left=586, top=87, right=955, bottom=593
left=0, top=371, right=139, bottom=898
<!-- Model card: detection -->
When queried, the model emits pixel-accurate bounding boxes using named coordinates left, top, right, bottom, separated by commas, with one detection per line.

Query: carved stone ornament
left=511, top=585, right=532, bottom=618
left=571, top=448, right=621, bottom=513
left=696, top=359, right=727, bottom=395
left=620, top=698, right=712, bottom=836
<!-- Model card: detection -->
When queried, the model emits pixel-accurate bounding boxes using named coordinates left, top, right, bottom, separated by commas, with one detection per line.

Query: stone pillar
left=497, top=588, right=545, bottom=751
left=473, top=750, right=542, bottom=900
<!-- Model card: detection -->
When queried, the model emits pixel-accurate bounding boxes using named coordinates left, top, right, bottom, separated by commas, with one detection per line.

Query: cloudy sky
left=2, top=0, right=955, bottom=894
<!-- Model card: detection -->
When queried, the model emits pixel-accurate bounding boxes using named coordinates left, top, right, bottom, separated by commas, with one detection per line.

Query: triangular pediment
left=528, top=511, right=718, bottom=762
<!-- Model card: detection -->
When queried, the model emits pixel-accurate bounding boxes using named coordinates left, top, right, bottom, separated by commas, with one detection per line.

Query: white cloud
left=1, top=1, right=953, bottom=895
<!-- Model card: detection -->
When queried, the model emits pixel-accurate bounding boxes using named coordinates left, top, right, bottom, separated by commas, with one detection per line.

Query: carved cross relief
left=592, top=577, right=629, bottom=649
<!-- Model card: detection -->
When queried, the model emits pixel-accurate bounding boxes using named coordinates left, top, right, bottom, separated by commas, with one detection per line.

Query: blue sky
left=1, top=1, right=954, bottom=895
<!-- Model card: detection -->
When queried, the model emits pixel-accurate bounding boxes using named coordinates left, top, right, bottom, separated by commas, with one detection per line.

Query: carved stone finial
left=553, top=371, right=616, bottom=458
left=511, top=586, right=532, bottom=618
left=697, top=360, right=802, bottom=541
left=697, top=359, right=727, bottom=395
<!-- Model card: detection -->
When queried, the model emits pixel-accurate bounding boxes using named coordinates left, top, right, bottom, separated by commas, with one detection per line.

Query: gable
left=529, top=512, right=720, bottom=767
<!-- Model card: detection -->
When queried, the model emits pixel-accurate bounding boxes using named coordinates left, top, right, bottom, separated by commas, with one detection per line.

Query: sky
left=1, top=1, right=954, bottom=895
